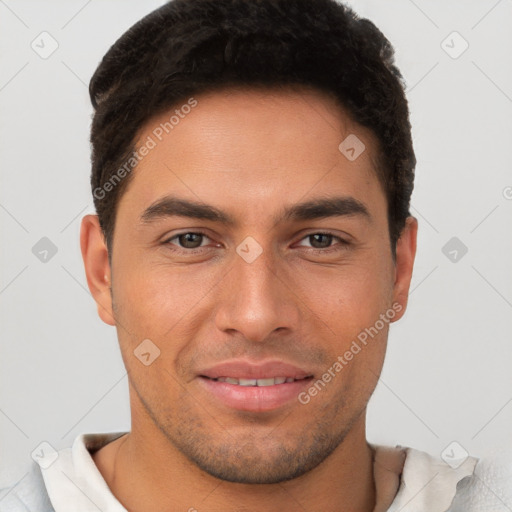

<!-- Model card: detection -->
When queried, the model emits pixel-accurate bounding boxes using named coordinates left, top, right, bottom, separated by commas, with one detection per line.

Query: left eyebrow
left=277, top=196, right=371, bottom=224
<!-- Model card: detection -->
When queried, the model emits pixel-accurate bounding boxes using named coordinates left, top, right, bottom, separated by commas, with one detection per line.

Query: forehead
left=118, top=86, right=384, bottom=222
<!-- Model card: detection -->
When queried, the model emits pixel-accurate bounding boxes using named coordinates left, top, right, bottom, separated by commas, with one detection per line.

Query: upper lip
left=199, top=360, right=313, bottom=380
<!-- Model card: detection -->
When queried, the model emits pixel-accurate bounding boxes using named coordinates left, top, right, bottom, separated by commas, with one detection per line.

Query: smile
left=206, top=376, right=310, bottom=386
left=198, top=376, right=314, bottom=412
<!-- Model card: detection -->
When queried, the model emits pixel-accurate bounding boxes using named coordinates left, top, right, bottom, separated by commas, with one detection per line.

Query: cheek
left=298, top=259, right=393, bottom=331
left=112, top=257, right=221, bottom=341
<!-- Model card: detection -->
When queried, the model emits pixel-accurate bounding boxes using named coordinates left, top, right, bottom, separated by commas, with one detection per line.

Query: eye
left=296, top=232, right=349, bottom=251
left=164, top=231, right=213, bottom=250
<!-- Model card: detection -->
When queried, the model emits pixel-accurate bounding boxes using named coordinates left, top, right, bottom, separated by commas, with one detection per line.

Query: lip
left=197, top=360, right=314, bottom=412
left=198, top=376, right=313, bottom=412
left=199, top=360, right=312, bottom=380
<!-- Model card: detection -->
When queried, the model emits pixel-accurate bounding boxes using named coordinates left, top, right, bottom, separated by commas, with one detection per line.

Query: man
left=1, top=0, right=510, bottom=510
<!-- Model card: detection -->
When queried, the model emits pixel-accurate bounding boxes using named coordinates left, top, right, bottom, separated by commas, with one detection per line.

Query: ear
left=80, top=214, right=116, bottom=326
left=390, top=216, right=418, bottom=322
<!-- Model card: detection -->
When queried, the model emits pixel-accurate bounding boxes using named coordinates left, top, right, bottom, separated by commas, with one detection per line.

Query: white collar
left=384, top=444, right=477, bottom=511
left=41, top=432, right=128, bottom=512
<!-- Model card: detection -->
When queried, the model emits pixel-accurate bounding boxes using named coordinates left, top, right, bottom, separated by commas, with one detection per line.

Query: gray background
left=1, top=0, right=511, bottom=486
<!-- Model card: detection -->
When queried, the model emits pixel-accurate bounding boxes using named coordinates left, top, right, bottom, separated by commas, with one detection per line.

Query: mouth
left=197, top=360, right=315, bottom=412
left=202, top=376, right=312, bottom=386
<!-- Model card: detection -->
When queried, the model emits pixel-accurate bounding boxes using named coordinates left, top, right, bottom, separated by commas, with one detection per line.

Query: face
left=82, top=87, right=416, bottom=484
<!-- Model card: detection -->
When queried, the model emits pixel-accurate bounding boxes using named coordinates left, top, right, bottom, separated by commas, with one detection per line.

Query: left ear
left=390, top=216, right=418, bottom=322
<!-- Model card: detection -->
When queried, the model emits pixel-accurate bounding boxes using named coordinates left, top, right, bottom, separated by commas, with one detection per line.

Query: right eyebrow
left=140, top=196, right=236, bottom=226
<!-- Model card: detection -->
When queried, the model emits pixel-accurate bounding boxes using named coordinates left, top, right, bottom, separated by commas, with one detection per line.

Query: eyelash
left=162, top=231, right=350, bottom=254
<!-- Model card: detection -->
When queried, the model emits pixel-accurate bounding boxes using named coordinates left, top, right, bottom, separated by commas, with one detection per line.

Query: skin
left=81, top=86, right=417, bottom=512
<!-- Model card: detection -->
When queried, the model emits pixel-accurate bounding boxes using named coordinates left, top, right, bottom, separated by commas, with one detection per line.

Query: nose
left=214, top=241, right=301, bottom=343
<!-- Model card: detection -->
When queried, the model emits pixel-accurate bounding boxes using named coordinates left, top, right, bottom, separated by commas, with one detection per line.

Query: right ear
left=80, top=214, right=116, bottom=326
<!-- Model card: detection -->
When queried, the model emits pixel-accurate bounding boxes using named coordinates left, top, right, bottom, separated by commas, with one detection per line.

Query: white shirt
left=0, top=431, right=510, bottom=511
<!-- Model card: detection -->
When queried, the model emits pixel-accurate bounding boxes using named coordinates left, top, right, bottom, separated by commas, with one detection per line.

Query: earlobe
left=391, top=216, right=418, bottom=322
left=80, top=214, right=116, bottom=326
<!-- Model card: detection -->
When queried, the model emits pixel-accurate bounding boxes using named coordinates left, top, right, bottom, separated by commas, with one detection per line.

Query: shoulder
left=0, top=461, right=54, bottom=512
left=448, top=448, right=512, bottom=511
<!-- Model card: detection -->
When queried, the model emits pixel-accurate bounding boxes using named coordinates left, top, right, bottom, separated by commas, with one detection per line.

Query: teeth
left=213, top=376, right=297, bottom=386
left=256, top=378, right=276, bottom=387
left=239, top=378, right=257, bottom=386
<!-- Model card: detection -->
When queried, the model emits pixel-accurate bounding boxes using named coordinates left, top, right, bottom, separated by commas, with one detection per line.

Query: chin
left=173, top=427, right=347, bottom=484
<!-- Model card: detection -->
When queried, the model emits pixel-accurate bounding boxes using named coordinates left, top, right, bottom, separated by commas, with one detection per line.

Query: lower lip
left=198, top=377, right=313, bottom=412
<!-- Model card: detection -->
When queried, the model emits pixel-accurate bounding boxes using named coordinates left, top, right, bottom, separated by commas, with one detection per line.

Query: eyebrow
left=140, top=195, right=371, bottom=226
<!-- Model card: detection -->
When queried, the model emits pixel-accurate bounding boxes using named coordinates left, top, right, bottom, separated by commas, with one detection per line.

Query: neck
left=96, top=410, right=376, bottom=512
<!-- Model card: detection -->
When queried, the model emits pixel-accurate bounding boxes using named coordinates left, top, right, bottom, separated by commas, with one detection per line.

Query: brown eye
left=308, top=233, right=334, bottom=249
left=165, top=232, right=211, bottom=250
left=295, top=232, right=350, bottom=252
left=177, top=233, right=204, bottom=249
